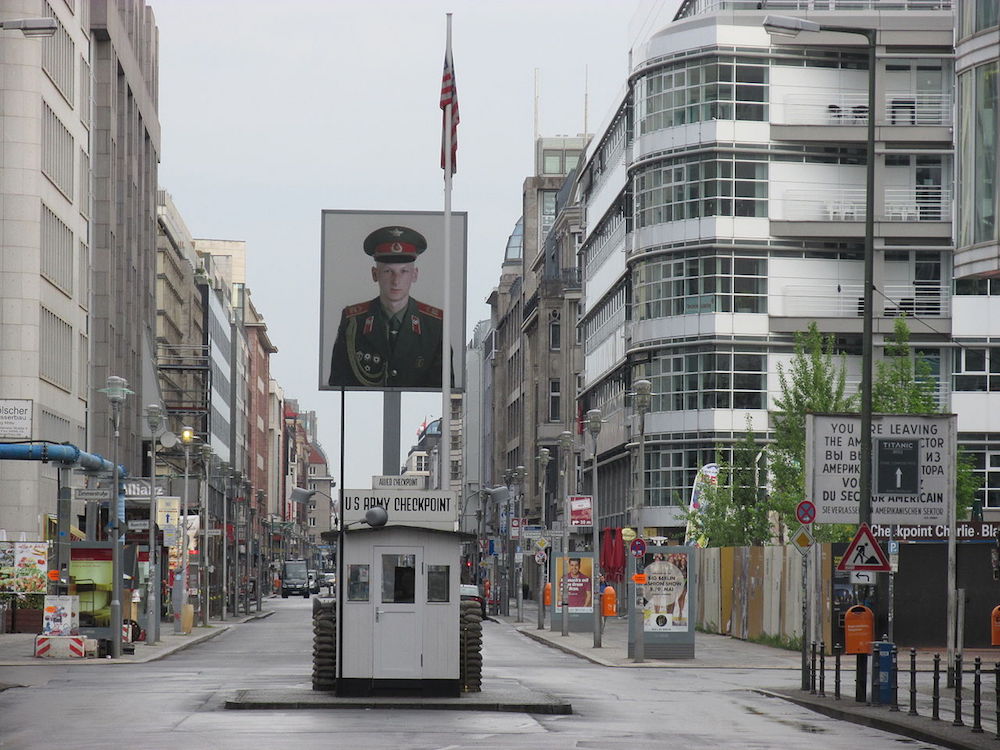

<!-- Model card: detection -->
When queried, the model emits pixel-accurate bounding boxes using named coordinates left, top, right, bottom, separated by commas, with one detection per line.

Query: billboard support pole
left=383, top=392, right=401, bottom=476
left=440, top=13, right=455, bottom=497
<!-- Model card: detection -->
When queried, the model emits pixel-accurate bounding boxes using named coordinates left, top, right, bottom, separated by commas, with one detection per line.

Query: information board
left=806, top=413, right=955, bottom=524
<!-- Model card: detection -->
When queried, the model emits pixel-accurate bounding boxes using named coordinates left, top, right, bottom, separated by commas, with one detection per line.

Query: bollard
left=834, top=644, right=842, bottom=701
left=972, top=657, right=983, bottom=733
left=889, top=645, right=899, bottom=712
left=870, top=642, right=880, bottom=707
left=810, top=641, right=817, bottom=694
left=932, top=653, right=941, bottom=720
left=856, top=653, right=867, bottom=703
left=819, top=641, right=826, bottom=698
left=908, top=648, right=918, bottom=716
left=952, top=653, right=964, bottom=727
left=994, top=663, right=1000, bottom=740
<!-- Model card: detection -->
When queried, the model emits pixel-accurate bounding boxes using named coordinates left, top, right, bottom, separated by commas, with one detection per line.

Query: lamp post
left=586, top=408, right=603, bottom=648
left=143, top=404, right=164, bottom=645
left=558, top=430, right=574, bottom=637
left=764, top=14, right=877, bottom=688
left=199, top=444, right=213, bottom=626
left=536, top=448, right=550, bottom=630
left=218, top=462, right=230, bottom=620
left=175, top=425, right=195, bottom=633
left=514, top=464, right=526, bottom=622
left=0, top=17, right=57, bottom=36
left=632, top=380, right=652, bottom=663
left=102, top=376, right=130, bottom=658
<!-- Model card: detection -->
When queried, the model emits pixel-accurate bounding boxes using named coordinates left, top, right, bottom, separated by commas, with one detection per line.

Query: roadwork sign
left=837, top=523, right=891, bottom=572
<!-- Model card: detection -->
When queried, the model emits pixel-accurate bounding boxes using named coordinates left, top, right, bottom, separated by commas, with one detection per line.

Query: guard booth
left=338, top=490, right=463, bottom=697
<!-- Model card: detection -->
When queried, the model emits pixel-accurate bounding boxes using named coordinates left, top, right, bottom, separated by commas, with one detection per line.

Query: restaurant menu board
left=0, top=541, right=49, bottom=593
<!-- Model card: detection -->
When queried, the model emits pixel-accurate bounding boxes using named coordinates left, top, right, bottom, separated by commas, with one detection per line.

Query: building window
left=958, top=61, right=998, bottom=247
left=549, top=315, right=561, bottom=351
left=953, top=347, right=1000, bottom=391
left=416, top=455, right=428, bottom=472
left=41, top=204, right=74, bottom=295
left=41, top=4, right=74, bottom=104
left=640, top=348, right=767, bottom=411
left=636, top=153, right=768, bottom=224
left=450, top=459, right=461, bottom=481
left=540, top=190, right=557, bottom=245
left=42, top=103, right=74, bottom=200
left=634, top=254, right=767, bottom=319
left=549, top=380, right=561, bottom=422
left=308, top=517, right=316, bottom=527
left=40, top=307, right=73, bottom=390
left=638, top=56, right=768, bottom=134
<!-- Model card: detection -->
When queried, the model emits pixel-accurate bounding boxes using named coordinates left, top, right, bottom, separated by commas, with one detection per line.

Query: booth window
left=427, top=565, right=450, bottom=602
left=381, top=554, right=416, bottom=603
left=347, top=564, right=369, bottom=601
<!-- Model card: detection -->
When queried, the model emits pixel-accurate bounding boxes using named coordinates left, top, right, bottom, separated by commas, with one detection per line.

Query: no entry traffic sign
left=796, top=500, right=816, bottom=525
left=630, top=538, right=646, bottom=558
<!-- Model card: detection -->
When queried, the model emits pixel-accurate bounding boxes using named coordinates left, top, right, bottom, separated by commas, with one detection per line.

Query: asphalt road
left=0, top=597, right=948, bottom=749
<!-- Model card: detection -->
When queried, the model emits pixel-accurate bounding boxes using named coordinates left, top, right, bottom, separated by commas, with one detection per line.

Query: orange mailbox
left=543, top=582, right=552, bottom=607
left=991, top=606, right=1000, bottom=646
left=844, top=605, right=874, bottom=655
left=602, top=586, right=617, bottom=617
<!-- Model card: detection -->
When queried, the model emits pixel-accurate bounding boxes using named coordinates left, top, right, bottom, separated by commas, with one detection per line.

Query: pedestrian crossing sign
left=837, top=523, right=891, bottom=572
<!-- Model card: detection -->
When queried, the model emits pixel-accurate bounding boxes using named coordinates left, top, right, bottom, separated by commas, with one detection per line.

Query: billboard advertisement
left=640, top=551, right=689, bottom=632
left=319, top=209, right=467, bottom=391
left=0, top=541, right=48, bottom=593
left=555, top=555, right=593, bottom=613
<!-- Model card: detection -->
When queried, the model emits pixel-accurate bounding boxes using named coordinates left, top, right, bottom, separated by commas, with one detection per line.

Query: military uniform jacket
left=329, top=296, right=445, bottom=388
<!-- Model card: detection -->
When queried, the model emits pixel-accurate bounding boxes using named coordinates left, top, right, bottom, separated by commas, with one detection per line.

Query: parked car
left=308, top=570, right=321, bottom=595
left=321, top=571, right=337, bottom=593
left=460, top=583, right=486, bottom=618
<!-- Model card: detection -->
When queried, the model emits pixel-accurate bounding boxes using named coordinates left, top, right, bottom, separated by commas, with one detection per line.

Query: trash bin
left=876, top=640, right=896, bottom=704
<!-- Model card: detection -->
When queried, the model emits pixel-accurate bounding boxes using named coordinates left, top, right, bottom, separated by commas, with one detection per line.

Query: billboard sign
left=569, top=495, right=593, bottom=526
left=342, top=490, right=459, bottom=531
left=319, top=210, right=467, bottom=392
left=0, top=399, right=32, bottom=439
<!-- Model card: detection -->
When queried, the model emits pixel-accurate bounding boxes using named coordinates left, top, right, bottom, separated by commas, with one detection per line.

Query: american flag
left=440, top=41, right=459, bottom=174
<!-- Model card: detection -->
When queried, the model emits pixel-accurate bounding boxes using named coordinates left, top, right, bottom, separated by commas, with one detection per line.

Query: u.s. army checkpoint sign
left=806, top=413, right=956, bottom=525
left=342, top=490, right=458, bottom=531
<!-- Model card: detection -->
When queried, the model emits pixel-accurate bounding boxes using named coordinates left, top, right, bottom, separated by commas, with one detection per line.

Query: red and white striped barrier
left=34, top=635, right=86, bottom=659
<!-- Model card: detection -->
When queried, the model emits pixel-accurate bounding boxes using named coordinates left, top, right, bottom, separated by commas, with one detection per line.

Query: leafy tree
left=682, top=422, right=771, bottom=547
left=770, top=323, right=856, bottom=540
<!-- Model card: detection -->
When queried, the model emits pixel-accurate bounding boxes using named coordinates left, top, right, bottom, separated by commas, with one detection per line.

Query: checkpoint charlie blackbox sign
left=806, top=413, right=956, bottom=525
left=342, top=490, right=459, bottom=531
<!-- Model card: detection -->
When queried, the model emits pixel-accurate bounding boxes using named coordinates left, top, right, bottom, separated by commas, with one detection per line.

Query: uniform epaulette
left=343, top=301, right=372, bottom=317
left=416, top=301, right=443, bottom=320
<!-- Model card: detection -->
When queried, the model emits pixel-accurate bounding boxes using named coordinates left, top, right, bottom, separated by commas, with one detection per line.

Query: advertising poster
left=641, top=551, right=689, bottom=632
left=318, top=209, right=467, bottom=392
left=569, top=495, right=593, bottom=527
left=555, top=556, right=593, bottom=612
left=69, top=547, right=112, bottom=628
left=0, top=541, right=48, bottom=593
left=42, top=595, right=79, bottom=636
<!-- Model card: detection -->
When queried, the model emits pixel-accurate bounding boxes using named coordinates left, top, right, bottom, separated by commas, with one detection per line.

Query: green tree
left=771, top=323, right=856, bottom=540
left=682, top=423, right=771, bottom=547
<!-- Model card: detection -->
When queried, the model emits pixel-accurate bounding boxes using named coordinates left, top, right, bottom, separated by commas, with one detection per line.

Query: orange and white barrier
left=34, top=635, right=87, bottom=659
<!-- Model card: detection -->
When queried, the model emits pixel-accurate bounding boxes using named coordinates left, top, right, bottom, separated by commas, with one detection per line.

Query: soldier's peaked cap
left=364, top=226, right=427, bottom=264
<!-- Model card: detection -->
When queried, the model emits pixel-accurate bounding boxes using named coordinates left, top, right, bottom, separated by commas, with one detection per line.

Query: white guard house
left=339, top=490, right=465, bottom=697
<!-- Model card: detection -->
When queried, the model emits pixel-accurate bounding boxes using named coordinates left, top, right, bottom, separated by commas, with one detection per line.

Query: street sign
left=206, top=529, right=222, bottom=537
left=372, top=474, right=426, bottom=490
left=534, top=550, right=547, bottom=564
left=0, top=398, right=32, bottom=440
left=630, top=538, right=647, bottom=558
left=632, top=573, right=647, bottom=585
left=534, top=537, right=549, bottom=551
left=127, top=519, right=149, bottom=531
left=837, top=523, right=891, bottom=572
left=806, top=413, right=955, bottom=524
left=790, top=525, right=814, bottom=555
left=795, top=500, right=816, bottom=525
left=887, top=540, right=899, bottom=555
left=850, top=570, right=875, bottom=585
left=522, top=525, right=543, bottom=540
left=73, top=488, right=112, bottom=501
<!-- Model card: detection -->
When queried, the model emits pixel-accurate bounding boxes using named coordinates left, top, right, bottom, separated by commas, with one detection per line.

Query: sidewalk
left=0, top=607, right=273, bottom=670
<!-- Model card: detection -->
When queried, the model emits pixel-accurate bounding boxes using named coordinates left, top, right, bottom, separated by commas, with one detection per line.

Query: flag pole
left=441, top=13, right=454, bottom=493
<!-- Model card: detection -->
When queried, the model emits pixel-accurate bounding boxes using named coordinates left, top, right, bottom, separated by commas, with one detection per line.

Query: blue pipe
left=0, top=442, right=125, bottom=476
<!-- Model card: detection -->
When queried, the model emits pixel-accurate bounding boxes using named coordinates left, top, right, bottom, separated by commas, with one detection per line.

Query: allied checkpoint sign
left=342, top=490, right=459, bottom=531
left=806, top=413, right=956, bottom=525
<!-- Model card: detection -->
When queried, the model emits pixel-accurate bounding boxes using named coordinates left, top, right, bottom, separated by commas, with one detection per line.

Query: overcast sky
left=154, top=0, right=681, bottom=489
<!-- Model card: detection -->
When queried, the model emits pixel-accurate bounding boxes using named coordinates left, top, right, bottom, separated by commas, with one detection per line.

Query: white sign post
left=806, top=413, right=956, bottom=525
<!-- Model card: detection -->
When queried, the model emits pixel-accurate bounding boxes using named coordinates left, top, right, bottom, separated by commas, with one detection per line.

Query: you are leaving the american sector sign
left=342, top=490, right=459, bottom=531
left=806, top=413, right=956, bottom=525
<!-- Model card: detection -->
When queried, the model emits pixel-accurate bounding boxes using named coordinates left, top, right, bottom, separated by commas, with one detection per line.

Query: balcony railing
left=540, top=267, right=582, bottom=296
left=778, top=92, right=952, bottom=128
left=780, top=187, right=951, bottom=222
left=781, top=283, right=950, bottom=318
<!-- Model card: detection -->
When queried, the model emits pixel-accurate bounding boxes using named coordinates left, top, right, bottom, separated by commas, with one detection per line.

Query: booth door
left=373, top=546, right=423, bottom=679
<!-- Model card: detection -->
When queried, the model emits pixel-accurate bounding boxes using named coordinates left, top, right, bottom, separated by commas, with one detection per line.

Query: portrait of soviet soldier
left=328, top=225, right=450, bottom=388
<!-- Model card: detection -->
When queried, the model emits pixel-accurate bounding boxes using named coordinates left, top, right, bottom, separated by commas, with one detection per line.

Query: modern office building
left=574, top=1, right=979, bottom=538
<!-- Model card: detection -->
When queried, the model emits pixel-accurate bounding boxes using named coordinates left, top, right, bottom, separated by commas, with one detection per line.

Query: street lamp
left=199, top=443, right=213, bottom=626
left=632, top=380, right=652, bottom=663
left=536, top=448, right=550, bottom=631
left=175, top=425, right=195, bottom=633
left=558, top=430, right=574, bottom=637
left=143, top=404, right=168, bottom=645
left=514, top=464, right=526, bottom=622
left=102, top=375, right=130, bottom=658
left=586, top=408, right=603, bottom=648
left=765, top=14, right=877, bottom=690
left=0, top=17, right=57, bottom=37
